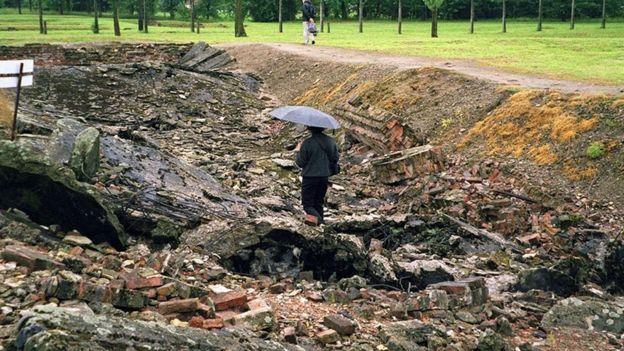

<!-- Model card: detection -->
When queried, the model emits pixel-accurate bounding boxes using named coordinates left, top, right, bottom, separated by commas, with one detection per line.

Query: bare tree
left=570, top=0, right=575, bottom=29
left=501, top=0, right=506, bottom=32
left=537, top=0, right=543, bottom=31
left=398, top=0, right=402, bottom=34
left=422, top=0, right=444, bottom=38
left=601, top=0, right=606, bottom=28
left=278, top=0, right=283, bottom=33
left=469, top=0, right=474, bottom=33
left=359, top=0, right=363, bottom=33
left=235, top=0, right=247, bottom=37
left=38, top=0, right=43, bottom=33
left=113, top=0, right=121, bottom=36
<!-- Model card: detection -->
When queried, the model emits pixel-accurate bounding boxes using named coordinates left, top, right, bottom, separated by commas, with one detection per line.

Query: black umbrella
left=269, top=106, right=341, bottom=129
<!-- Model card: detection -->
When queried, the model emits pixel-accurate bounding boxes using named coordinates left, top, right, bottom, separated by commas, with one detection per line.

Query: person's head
left=308, top=126, right=325, bottom=134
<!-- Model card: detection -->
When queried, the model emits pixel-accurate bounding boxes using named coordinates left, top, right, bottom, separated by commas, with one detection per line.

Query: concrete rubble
left=0, top=42, right=622, bottom=350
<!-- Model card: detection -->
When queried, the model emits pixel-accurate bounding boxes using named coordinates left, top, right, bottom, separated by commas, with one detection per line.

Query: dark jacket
left=296, top=133, right=339, bottom=177
left=302, top=0, right=316, bottom=22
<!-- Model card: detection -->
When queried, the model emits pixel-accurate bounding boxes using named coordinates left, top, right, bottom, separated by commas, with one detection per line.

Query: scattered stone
left=62, top=234, right=93, bottom=246
left=317, top=329, right=339, bottom=344
left=233, top=306, right=277, bottom=331
left=212, top=291, right=247, bottom=311
left=1, top=245, right=65, bottom=272
left=283, top=326, right=297, bottom=344
left=541, top=297, right=624, bottom=333
left=158, top=298, right=200, bottom=315
left=69, top=127, right=100, bottom=180
left=516, top=268, right=578, bottom=297
left=323, top=314, right=356, bottom=335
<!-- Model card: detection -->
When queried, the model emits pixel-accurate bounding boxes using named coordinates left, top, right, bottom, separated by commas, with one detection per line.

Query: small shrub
left=441, top=117, right=454, bottom=129
left=586, top=142, right=606, bottom=159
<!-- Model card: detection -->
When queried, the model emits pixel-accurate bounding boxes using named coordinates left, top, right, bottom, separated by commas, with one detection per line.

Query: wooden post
left=327, top=21, right=330, bottom=33
left=38, top=0, right=43, bottom=34
left=196, top=20, right=200, bottom=33
left=11, top=63, right=24, bottom=141
left=44, top=21, right=47, bottom=34
left=93, top=0, right=99, bottom=33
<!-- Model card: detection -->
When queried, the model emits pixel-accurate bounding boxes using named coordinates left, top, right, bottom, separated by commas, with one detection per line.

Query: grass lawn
left=1, top=9, right=623, bottom=85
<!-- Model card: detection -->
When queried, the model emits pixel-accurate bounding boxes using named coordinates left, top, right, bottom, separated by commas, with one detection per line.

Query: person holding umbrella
left=269, top=106, right=341, bottom=225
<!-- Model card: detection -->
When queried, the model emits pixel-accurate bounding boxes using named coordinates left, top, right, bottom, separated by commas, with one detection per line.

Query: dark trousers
left=302, top=176, right=329, bottom=222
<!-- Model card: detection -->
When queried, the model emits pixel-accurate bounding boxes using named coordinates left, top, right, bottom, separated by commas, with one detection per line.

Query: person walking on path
left=302, top=0, right=316, bottom=45
left=295, top=126, right=340, bottom=225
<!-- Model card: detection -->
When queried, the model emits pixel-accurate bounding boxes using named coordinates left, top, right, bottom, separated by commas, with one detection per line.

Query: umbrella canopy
left=269, top=106, right=341, bottom=129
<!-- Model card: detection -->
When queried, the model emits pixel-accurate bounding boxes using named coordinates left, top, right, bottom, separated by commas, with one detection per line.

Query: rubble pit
left=0, top=42, right=623, bottom=351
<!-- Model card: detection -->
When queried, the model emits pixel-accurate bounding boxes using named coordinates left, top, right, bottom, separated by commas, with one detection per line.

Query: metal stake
left=11, top=63, right=24, bottom=141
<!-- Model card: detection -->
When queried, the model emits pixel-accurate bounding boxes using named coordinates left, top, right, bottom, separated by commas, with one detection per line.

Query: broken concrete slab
left=8, top=305, right=295, bottom=350
left=0, top=141, right=126, bottom=249
left=541, top=297, right=624, bottom=333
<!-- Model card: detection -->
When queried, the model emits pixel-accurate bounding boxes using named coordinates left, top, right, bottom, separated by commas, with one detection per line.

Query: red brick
left=323, top=314, right=356, bottom=335
left=121, top=271, right=164, bottom=290
left=158, top=298, right=200, bottom=315
left=246, top=298, right=269, bottom=310
left=211, top=291, right=247, bottom=311
left=1, top=245, right=65, bottom=271
left=189, top=316, right=205, bottom=328
left=283, top=326, right=297, bottom=344
left=202, top=317, right=224, bottom=329
left=68, top=246, right=84, bottom=256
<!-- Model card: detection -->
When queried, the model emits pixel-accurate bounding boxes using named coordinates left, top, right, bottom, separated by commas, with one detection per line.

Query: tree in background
left=278, top=0, right=283, bottom=32
left=600, top=0, right=606, bottom=27
left=501, top=0, right=506, bottom=32
left=234, top=0, right=246, bottom=36
left=93, top=0, right=99, bottom=33
left=469, top=0, right=474, bottom=33
left=113, top=0, right=121, bottom=35
left=537, top=0, right=542, bottom=30
left=249, top=0, right=296, bottom=21
left=17, top=0, right=21, bottom=13
left=423, top=0, right=444, bottom=37
left=160, top=0, right=179, bottom=18
left=38, top=0, right=43, bottom=33
left=397, top=0, right=402, bottom=34
left=570, top=0, right=575, bottom=28
left=358, top=0, right=363, bottom=32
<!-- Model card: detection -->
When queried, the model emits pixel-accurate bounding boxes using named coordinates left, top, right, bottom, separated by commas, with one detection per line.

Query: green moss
left=586, top=142, right=606, bottom=159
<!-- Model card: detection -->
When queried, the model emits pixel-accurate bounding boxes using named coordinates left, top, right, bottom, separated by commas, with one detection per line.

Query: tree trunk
left=38, top=0, right=43, bottom=33
left=431, top=8, right=437, bottom=38
left=18, top=0, right=22, bottom=14
left=278, top=0, right=283, bottom=33
left=320, top=0, right=324, bottom=32
left=143, top=0, right=148, bottom=33
left=29, top=0, right=32, bottom=12
left=234, top=0, right=247, bottom=37
left=170, top=11, right=174, bottom=19
left=601, top=0, right=606, bottom=28
left=570, top=0, right=575, bottom=29
left=340, top=0, right=347, bottom=20
left=397, top=0, right=402, bottom=34
left=93, top=0, right=99, bottom=33
left=138, top=0, right=143, bottom=31
left=501, top=0, right=506, bottom=33
left=358, top=0, right=363, bottom=33
left=113, top=0, right=120, bottom=36
left=59, top=0, right=63, bottom=15
left=191, top=0, right=195, bottom=32
left=469, top=0, right=474, bottom=33
left=537, top=0, right=543, bottom=31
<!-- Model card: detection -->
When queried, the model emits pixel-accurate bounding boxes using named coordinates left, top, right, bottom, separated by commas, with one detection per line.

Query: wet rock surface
left=0, top=43, right=622, bottom=350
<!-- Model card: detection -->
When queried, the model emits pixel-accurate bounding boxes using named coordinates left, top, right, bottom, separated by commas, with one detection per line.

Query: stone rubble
left=0, top=42, right=622, bottom=350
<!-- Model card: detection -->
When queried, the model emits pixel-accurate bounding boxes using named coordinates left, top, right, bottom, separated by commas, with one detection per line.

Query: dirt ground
left=218, top=43, right=624, bottom=94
